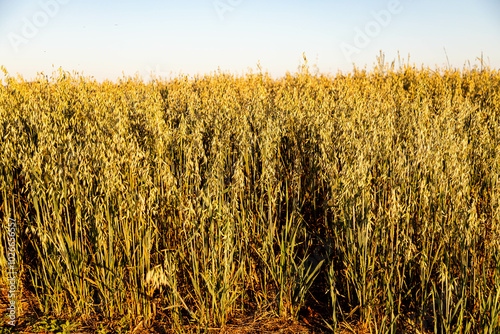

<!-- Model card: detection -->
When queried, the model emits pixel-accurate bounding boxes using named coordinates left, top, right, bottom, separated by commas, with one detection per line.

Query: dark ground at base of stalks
left=0, top=283, right=432, bottom=334
left=0, top=319, right=431, bottom=334
left=1, top=240, right=431, bottom=334
left=1, top=287, right=322, bottom=333
left=0, top=206, right=432, bottom=334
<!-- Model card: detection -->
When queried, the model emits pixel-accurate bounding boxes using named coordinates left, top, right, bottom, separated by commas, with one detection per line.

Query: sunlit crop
left=1, top=58, right=499, bottom=333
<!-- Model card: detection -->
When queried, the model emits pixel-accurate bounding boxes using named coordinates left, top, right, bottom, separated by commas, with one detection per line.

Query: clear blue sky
left=1, top=0, right=499, bottom=81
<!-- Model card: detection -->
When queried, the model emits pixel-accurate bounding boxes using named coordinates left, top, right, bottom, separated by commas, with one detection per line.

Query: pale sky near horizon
left=1, top=0, right=499, bottom=81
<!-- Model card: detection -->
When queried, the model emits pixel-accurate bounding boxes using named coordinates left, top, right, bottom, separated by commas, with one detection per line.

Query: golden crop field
left=1, top=61, right=500, bottom=333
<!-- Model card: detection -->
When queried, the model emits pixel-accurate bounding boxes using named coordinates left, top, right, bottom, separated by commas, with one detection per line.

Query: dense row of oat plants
left=0, top=60, right=499, bottom=333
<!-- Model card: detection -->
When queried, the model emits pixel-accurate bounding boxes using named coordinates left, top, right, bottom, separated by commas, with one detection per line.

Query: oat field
left=1, top=61, right=500, bottom=333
